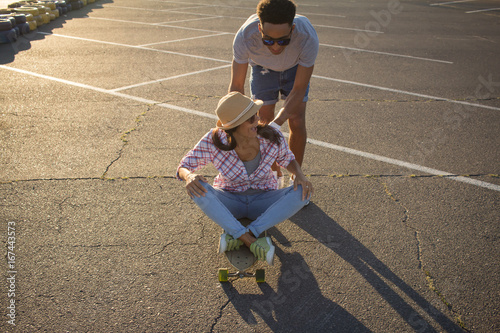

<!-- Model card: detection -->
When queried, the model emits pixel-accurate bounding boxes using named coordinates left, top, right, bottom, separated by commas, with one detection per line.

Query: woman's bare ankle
left=238, top=232, right=257, bottom=248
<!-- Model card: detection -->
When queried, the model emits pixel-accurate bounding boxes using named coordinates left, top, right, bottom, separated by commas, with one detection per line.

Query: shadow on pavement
left=222, top=246, right=370, bottom=332
left=222, top=203, right=465, bottom=332
left=0, top=0, right=113, bottom=64
left=285, top=203, right=465, bottom=333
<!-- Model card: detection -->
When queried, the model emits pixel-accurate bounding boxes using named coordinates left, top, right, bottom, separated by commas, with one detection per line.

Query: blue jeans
left=192, top=182, right=308, bottom=238
left=250, top=64, right=310, bottom=105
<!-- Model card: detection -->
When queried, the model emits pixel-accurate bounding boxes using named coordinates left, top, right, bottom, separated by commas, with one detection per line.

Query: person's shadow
left=222, top=246, right=370, bottom=332
left=222, top=203, right=465, bottom=332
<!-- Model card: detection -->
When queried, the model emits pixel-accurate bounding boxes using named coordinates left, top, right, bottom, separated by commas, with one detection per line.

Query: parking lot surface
left=1, top=0, right=499, bottom=331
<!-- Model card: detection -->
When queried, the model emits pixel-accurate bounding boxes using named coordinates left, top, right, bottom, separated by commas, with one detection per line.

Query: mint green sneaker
left=250, top=237, right=275, bottom=265
left=218, top=233, right=244, bottom=254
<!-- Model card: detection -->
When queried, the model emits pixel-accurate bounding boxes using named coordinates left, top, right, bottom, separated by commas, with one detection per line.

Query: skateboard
left=218, top=218, right=266, bottom=283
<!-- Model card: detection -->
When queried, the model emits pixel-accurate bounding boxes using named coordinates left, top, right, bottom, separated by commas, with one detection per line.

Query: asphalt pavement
left=1, top=0, right=499, bottom=332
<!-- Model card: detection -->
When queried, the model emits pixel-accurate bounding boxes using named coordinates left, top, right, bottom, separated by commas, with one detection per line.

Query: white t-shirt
left=233, top=14, right=319, bottom=72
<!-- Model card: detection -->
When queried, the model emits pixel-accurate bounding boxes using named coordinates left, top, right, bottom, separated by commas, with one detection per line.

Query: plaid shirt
left=177, top=129, right=295, bottom=192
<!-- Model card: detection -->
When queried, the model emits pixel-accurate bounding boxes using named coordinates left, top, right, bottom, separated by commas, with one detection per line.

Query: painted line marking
left=110, top=64, right=231, bottom=92
left=106, top=4, right=247, bottom=20
left=306, top=138, right=500, bottom=192
left=152, top=16, right=222, bottom=25
left=430, top=0, right=475, bottom=6
left=138, top=32, right=228, bottom=47
left=109, top=5, right=213, bottom=12
left=1, top=65, right=498, bottom=192
left=314, top=24, right=384, bottom=34
left=466, top=7, right=500, bottom=13
left=36, top=32, right=499, bottom=112
left=89, top=16, right=231, bottom=34
left=312, top=75, right=500, bottom=112
left=38, top=32, right=231, bottom=64
left=145, top=0, right=346, bottom=17
left=36, top=32, right=500, bottom=112
left=320, top=44, right=453, bottom=64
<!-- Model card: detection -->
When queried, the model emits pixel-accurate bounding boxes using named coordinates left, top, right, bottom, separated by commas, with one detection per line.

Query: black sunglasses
left=262, top=37, right=291, bottom=46
left=261, top=27, right=293, bottom=46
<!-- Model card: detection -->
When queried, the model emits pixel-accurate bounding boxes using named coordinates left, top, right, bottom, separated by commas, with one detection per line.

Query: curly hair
left=257, top=0, right=296, bottom=26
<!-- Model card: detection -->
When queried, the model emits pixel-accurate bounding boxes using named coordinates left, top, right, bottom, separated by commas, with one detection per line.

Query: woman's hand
left=184, top=173, right=208, bottom=198
left=285, top=160, right=313, bottom=201
left=293, top=174, right=313, bottom=201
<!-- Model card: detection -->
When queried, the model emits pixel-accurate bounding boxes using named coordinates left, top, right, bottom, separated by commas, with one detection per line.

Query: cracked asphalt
left=0, top=0, right=499, bottom=332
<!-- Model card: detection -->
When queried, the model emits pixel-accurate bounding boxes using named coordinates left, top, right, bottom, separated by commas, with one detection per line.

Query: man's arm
left=228, top=60, right=249, bottom=94
left=273, top=64, right=314, bottom=125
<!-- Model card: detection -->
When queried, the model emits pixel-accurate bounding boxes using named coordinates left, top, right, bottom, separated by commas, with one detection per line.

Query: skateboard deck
left=218, top=218, right=266, bottom=283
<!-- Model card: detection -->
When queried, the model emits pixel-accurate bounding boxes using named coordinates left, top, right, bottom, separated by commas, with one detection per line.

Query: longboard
left=218, top=218, right=266, bottom=283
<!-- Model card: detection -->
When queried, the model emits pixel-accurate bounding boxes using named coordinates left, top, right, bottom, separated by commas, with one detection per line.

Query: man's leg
left=287, top=101, right=307, bottom=166
left=257, top=104, right=276, bottom=124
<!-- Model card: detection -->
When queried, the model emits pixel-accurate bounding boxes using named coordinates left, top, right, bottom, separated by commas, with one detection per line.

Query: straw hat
left=215, top=92, right=263, bottom=130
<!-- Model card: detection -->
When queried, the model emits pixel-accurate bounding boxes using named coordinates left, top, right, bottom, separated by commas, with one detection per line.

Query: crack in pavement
left=210, top=298, right=232, bottom=332
left=101, top=106, right=151, bottom=179
left=380, top=180, right=470, bottom=332
left=1, top=173, right=498, bottom=185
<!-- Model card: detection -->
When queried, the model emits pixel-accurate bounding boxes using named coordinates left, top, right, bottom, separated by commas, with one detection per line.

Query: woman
left=176, top=92, right=313, bottom=265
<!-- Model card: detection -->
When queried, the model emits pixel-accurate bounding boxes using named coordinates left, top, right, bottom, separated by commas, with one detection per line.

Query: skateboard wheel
left=218, top=268, right=229, bottom=282
left=255, top=269, right=265, bottom=283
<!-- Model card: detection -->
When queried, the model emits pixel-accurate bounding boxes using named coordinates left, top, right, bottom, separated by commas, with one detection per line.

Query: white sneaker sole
left=218, top=233, right=228, bottom=254
left=265, top=237, right=275, bottom=266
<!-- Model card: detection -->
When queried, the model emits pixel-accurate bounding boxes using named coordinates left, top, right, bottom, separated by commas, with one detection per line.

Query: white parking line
left=466, top=8, right=500, bottom=13
left=145, top=0, right=346, bottom=17
left=38, top=32, right=231, bottom=63
left=1, top=65, right=498, bottom=192
left=138, top=32, right=228, bottom=47
left=108, top=4, right=246, bottom=20
left=312, top=74, right=500, bottom=112
left=307, top=138, right=500, bottom=192
left=314, top=24, right=384, bottom=34
left=153, top=16, right=222, bottom=25
left=94, top=13, right=365, bottom=35
left=110, top=64, right=231, bottom=92
left=89, top=15, right=460, bottom=66
left=430, top=0, right=475, bottom=6
left=37, top=32, right=497, bottom=112
left=320, top=44, right=453, bottom=64
left=89, top=16, right=230, bottom=34
left=110, top=5, right=211, bottom=12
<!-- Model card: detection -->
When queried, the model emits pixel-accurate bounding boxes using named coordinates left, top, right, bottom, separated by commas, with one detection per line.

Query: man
left=229, top=0, right=319, bottom=169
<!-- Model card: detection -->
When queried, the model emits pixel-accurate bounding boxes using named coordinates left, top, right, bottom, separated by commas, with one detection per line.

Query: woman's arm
left=285, top=160, right=313, bottom=201
left=178, top=167, right=208, bottom=199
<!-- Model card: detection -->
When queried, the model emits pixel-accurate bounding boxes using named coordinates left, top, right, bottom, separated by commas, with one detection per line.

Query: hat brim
left=216, top=99, right=263, bottom=130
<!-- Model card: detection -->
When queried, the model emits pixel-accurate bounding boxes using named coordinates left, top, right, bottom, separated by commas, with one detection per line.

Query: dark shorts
left=250, top=64, right=310, bottom=105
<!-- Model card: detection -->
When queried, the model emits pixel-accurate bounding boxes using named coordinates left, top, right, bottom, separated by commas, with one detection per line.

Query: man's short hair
left=257, top=0, right=296, bottom=26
